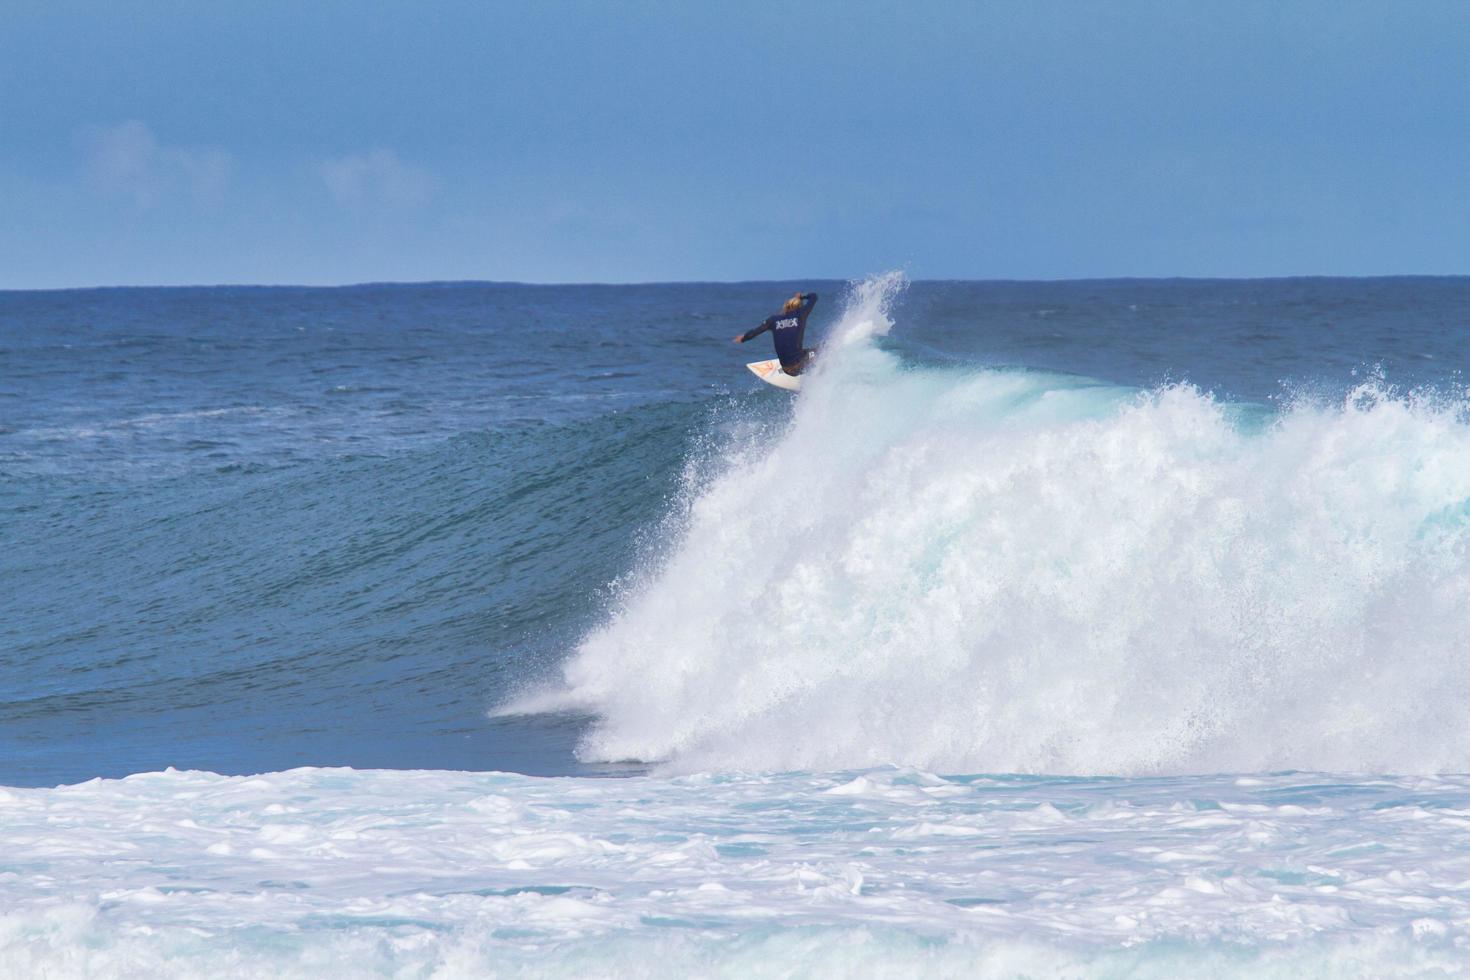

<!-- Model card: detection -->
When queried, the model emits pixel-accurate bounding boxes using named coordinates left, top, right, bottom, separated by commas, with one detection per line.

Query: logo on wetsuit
left=775, top=317, right=799, bottom=330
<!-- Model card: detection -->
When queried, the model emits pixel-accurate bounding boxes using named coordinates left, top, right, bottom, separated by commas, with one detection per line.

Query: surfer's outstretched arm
left=734, top=317, right=775, bottom=344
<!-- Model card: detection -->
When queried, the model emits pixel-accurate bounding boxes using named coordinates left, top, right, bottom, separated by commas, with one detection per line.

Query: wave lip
left=549, top=275, right=1470, bottom=776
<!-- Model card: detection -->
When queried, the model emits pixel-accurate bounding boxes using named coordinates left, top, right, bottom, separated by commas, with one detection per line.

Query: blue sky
left=2, top=1, right=1467, bottom=287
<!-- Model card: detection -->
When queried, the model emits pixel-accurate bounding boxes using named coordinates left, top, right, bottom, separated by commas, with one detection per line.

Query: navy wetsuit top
left=739, top=293, right=818, bottom=368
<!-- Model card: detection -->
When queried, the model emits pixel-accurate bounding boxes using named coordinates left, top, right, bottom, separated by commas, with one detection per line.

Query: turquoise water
left=6, top=276, right=1470, bottom=784
left=6, top=275, right=1470, bottom=975
left=2, top=276, right=1470, bottom=787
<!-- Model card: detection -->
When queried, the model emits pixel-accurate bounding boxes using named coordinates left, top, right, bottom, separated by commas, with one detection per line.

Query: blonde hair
left=782, top=294, right=802, bottom=314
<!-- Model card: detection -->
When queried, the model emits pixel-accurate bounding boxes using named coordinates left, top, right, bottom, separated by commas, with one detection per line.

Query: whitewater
left=8, top=766, right=1470, bottom=977
left=8, top=275, right=1470, bottom=976
left=540, top=274, right=1470, bottom=777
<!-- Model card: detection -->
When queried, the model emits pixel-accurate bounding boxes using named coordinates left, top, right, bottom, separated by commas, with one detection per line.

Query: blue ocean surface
left=5, top=275, right=1470, bottom=976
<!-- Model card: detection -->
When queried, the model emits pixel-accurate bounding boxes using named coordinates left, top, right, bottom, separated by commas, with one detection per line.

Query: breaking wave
left=528, top=273, right=1470, bottom=775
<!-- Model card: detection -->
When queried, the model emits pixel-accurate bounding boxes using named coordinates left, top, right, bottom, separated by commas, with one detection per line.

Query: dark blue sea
left=6, top=275, right=1470, bottom=975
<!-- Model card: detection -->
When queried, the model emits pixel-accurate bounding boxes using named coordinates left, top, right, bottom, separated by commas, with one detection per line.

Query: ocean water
left=5, top=275, right=1470, bottom=975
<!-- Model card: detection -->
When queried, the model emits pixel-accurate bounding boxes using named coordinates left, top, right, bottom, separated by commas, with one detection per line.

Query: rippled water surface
left=5, top=276, right=1470, bottom=975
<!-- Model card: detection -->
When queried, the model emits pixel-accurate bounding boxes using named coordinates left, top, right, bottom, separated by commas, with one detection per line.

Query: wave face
left=9, top=277, right=1470, bottom=785
left=554, top=275, right=1470, bottom=775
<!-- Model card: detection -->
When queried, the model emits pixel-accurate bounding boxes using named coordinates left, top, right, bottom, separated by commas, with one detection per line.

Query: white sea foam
left=540, top=273, right=1470, bottom=775
left=4, top=767, right=1470, bottom=977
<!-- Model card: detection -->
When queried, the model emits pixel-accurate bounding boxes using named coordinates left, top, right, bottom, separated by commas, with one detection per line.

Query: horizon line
left=4, top=271, right=1470, bottom=295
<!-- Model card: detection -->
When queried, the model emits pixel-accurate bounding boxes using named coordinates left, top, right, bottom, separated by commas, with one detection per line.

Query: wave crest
left=545, top=275, right=1470, bottom=775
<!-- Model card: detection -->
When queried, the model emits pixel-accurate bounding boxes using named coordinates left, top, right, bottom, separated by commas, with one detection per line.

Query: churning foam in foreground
left=544, top=273, right=1470, bottom=775
left=8, top=766, right=1470, bottom=978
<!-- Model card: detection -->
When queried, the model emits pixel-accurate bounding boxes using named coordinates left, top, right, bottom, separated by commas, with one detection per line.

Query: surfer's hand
left=732, top=334, right=743, bottom=344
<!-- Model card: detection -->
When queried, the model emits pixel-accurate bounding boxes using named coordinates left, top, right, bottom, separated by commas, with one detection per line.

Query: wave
left=2, top=400, right=702, bottom=783
left=524, top=273, right=1470, bottom=775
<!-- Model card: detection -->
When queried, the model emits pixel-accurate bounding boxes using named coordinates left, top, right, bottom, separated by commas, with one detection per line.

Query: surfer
left=733, top=292, right=818, bottom=375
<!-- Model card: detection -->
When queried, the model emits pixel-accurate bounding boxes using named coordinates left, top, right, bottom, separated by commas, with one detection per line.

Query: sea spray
left=548, top=275, right=1470, bottom=775
left=15, top=279, right=1470, bottom=976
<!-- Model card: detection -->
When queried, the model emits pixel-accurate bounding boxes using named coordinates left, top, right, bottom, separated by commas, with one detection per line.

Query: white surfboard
left=746, top=359, right=802, bottom=391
